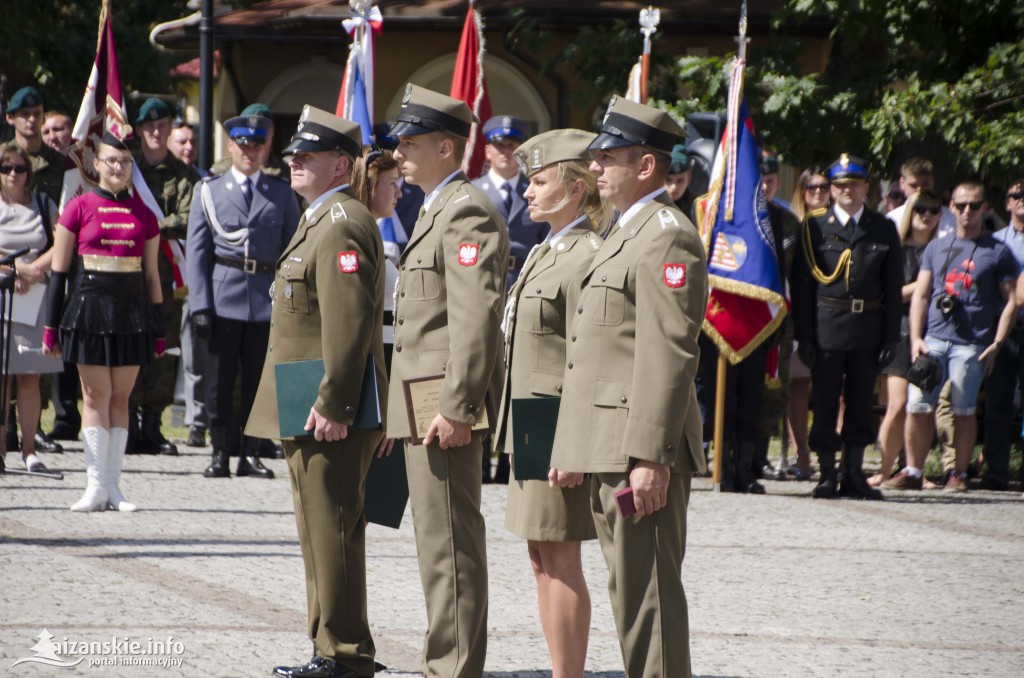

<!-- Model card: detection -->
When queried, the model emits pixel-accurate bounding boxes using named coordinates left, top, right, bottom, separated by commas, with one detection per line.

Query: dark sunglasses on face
left=913, top=204, right=941, bottom=215
left=805, top=183, right=830, bottom=192
left=953, top=201, right=984, bottom=212
left=1008, top=191, right=1024, bottom=201
left=0, top=164, right=28, bottom=175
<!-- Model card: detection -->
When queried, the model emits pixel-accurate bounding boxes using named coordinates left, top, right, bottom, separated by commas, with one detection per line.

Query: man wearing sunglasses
left=187, top=112, right=300, bottom=479
left=904, top=181, right=1020, bottom=492
left=210, top=103, right=291, bottom=183
left=982, top=178, right=1024, bottom=491
left=791, top=153, right=903, bottom=500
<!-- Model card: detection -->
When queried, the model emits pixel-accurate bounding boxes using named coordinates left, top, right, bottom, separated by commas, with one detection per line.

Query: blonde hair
left=790, top=166, right=830, bottom=221
left=351, top=145, right=398, bottom=209
left=529, top=159, right=611, bottom=232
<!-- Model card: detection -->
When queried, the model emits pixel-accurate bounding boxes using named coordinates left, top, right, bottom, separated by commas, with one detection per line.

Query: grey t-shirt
left=920, top=233, right=1019, bottom=345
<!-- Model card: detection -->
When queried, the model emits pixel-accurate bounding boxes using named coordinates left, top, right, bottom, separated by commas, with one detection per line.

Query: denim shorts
left=906, top=337, right=986, bottom=415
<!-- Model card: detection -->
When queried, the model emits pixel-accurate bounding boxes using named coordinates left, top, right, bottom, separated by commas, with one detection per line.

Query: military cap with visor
left=224, top=113, right=272, bottom=146
left=514, top=129, right=596, bottom=179
left=282, top=105, right=362, bottom=158
left=589, top=95, right=686, bottom=155
left=389, top=84, right=478, bottom=139
left=7, top=86, right=44, bottom=114
left=135, top=98, right=172, bottom=124
left=482, top=115, right=529, bottom=144
left=828, top=153, right=871, bottom=183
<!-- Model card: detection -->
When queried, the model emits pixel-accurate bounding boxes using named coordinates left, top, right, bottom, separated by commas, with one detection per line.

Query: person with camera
left=790, top=154, right=903, bottom=500
left=898, top=181, right=1019, bottom=492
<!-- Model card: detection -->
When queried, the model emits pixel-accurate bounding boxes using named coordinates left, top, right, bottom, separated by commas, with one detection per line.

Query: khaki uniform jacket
left=494, top=223, right=602, bottom=455
left=387, top=173, right=510, bottom=438
left=246, top=188, right=387, bottom=440
left=133, top=151, right=201, bottom=240
left=550, top=192, right=708, bottom=475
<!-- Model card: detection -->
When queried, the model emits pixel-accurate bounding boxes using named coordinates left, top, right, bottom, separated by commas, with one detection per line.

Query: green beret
left=8, top=86, right=44, bottom=114
left=135, top=98, right=172, bottom=124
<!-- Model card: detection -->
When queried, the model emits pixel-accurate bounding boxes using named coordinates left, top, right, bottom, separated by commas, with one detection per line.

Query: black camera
left=936, top=292, right=960, bottom=328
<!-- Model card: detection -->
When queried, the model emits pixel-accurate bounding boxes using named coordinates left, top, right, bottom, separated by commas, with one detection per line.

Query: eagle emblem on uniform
left=458, top=243, right=479, bottom=266
left=663, top=263, right=686, bottom=288
left=338, top=251, right=359, bottom=273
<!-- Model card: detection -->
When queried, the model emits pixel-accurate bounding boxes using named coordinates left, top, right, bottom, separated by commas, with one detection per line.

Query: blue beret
left=828, top=153, right=870, bottom=182
left=8, top=86, right=44, bottom=114
left=135, top=98, right=172, bottom=124
left=239, top=103, right=273, bottom=120
left=482, top=115, right=528, bottom=143
left=224, top=114, right=272, bottom=143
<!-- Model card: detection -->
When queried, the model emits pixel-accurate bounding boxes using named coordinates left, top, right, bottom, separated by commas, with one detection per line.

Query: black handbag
left=906, top=353, right=942, bottom=392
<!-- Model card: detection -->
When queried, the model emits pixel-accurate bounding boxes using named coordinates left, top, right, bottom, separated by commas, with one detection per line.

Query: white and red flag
left=449, top=0, right=492, bottom=179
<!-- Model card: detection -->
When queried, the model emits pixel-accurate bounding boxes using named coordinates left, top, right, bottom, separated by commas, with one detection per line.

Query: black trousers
left=696, top=334, right=767, bottom=446
left=52, top=361, right=81, bottom=431
left=809, top=348, right=879, bottom=454
left=205, top=317, right=269, bottom=447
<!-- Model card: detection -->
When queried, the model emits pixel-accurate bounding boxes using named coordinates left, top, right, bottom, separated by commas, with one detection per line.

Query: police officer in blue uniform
left=186, top=113, right=300, bottom=478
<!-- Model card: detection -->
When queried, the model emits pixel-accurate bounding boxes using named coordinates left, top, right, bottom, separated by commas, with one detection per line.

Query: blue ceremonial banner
left=696, top=59, right=787, bottom=363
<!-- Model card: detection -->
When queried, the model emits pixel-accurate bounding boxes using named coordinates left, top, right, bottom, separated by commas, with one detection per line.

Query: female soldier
left=43, top=131, right=164, bottom=511
left=495, top=129, right=609, bottom=678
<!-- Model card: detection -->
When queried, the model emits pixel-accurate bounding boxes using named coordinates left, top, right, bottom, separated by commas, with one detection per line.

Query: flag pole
left=712, top=2, right=750, bottom=493
left=638, top=7, right=660, bottom=104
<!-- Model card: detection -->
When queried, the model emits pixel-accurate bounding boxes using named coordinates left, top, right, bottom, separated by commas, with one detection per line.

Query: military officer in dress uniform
left=790, top=154, right=902, bottom=500
left=210, top=103, right=291, bottom=182
left=130, top=98, right=201, bottom=455
left=187, top=113, right=300, bottom=479
left=386, top=84, right=509, bottom=678
left=549, top=96, right=708, bottom=678
left=4, top=86, right=67, bottom=201
left=246, top=106, right=386, bottom=678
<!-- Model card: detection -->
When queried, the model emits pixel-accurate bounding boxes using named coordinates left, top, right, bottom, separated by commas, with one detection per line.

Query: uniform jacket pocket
left=584, top=266, right=627, bottom=326
left=404, top=249, right=440, bottom=301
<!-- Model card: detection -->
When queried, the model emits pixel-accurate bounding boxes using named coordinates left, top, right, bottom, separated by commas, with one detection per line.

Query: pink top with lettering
left=57, top=190, right=160, bottom=257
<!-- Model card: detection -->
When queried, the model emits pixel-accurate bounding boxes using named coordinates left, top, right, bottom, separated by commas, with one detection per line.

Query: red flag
left=450, top=2, right=491, bottom=179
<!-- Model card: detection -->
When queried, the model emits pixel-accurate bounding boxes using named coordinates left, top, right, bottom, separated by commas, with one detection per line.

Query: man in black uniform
left=791, top=154, right=902, bottom=500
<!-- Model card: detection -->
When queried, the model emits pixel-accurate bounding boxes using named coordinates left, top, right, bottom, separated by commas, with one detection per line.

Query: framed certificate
left=402, top=373, right=494, bottom=446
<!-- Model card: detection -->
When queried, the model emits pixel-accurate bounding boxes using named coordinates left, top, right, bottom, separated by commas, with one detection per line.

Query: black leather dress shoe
left=273, top=656, right=360, bottom=678
left=35, top=431, right=64, bottom=454
left=236, top=455, right=274, bottom=478
left=49, top=421, right=81, bottom=441
left=203, top=449, right=231, bottom=478
left=185, top=425, right=207, bottom=447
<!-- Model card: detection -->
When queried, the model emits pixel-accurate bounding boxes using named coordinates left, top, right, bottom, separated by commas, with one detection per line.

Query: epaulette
left=658, top=208, right=681, bottom=229
left=330, top=202, right=348, bottom=222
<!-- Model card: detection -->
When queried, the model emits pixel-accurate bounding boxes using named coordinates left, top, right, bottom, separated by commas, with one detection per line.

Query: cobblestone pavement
left=1, top=443, right=1022, bottom=677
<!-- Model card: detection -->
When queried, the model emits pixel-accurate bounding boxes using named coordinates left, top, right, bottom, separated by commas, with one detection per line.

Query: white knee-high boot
left=71, top=428, right=110, bottom=512
left=107, top=427, right=136, bottom=512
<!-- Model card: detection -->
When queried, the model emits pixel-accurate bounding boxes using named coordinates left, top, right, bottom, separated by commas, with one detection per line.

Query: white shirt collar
left=423, top=170, right=462, bottom=212
left=546, top=215, right=587, bottom=248
left=229, top=166, right=261, bottom=188
left=618, top=188, right=666, bottom=229
left=832, top=203, right=865, bottom=226
left=304, top=184, right=349, bottom=221
left=488, top=168, right=517, bottom=190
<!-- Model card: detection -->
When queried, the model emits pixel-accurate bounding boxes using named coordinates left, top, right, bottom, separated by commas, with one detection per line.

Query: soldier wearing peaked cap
left=130, top=97, right=201, bottom=456
left=548, top=95, right=708, bottom=678
left=790, top=153, right=902, bottom=501
left=385, top=83, right=509, bottom=678
left=211, top=103, right=291, bottom=181
left=187, top=112, right=300, bottom=479
left=246, top=105, right=388, bottom=678
left=495, top=128, right=606, bottom=676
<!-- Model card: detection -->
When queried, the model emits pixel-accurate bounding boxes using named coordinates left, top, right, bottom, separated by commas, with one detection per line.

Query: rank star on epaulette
left=338, top=251, right=359, bottom=273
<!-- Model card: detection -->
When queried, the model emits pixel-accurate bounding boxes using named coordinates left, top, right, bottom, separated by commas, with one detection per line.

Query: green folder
left=275, top=356, right=380, bottom=439
left=364, top=440, right=409, bottom=529
left=511, top=397, right=561, bottom=481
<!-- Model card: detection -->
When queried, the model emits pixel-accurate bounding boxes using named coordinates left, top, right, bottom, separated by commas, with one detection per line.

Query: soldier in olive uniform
left=549, top=96, right=708, bottom=678
left=130, top=98, right=200, bottom=454
left=210, top=103, right=290, bottom=183
left=247, top=106, right=386, bottom=678
left=791, top=154, right=902, bottom=500
left=386, top=84, right=509, bottom=678
left=4, top=87, right=66, bottom=202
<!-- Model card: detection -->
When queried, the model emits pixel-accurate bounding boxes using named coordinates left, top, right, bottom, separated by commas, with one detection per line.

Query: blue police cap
left=224, top=114, right=272, bottom=145
left=828, top=153, right=871, bottom=183
left=7, top=86, right=44, bottom=114
left=135, top=98, right=172, bottom=124
left=482, top=115, right=528, bottom=143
